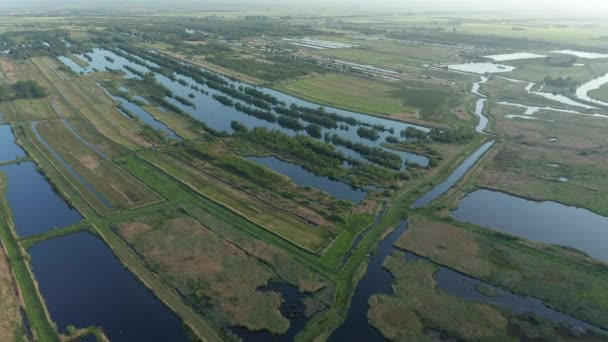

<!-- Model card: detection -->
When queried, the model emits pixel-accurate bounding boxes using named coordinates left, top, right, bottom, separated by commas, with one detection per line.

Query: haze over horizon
left=1, top=0, right=607, bottom=18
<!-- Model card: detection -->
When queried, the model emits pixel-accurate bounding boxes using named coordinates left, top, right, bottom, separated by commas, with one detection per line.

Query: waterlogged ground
left=392, top=216, right=608, bottom=335
left=59, top=48, right=430, bottom=170
left=114, top=205, right=332, bottom=337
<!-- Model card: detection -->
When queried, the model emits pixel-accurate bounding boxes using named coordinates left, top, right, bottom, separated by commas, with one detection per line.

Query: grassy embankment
left=0, top=213, right=27, bottom=341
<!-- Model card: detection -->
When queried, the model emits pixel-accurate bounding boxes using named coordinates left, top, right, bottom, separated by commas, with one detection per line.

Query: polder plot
left=25, top=119, right=163, bottom=215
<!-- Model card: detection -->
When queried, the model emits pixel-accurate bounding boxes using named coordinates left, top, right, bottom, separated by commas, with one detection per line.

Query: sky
left=1, top=0, right=607, bottom=17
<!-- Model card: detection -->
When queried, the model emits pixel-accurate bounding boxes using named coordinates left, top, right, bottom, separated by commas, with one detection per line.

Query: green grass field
left=277, top=73, right=470, bottom=125
left=312, top=35, right=460, bottom=68
left=276, top=73, right=413, bottom=117
left=589, top=82, right=608, bottom=103
left=505, top=58, right=608, bottom=84
left=471, top=105, right=608, bottom=216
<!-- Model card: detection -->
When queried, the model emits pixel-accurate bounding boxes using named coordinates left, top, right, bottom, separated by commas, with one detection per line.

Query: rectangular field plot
left=139, top=150, right=334, bottom=253
left=28, top=120, right=163, bottom=214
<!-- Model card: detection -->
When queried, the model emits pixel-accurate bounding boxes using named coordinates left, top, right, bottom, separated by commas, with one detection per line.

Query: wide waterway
left=29, top=232, right=190, bottom=341
left=1, top=161, right=81, bottom=237
left=0, top=125, right=26, bottom=162
left=452, top=189, right=608, bottom=263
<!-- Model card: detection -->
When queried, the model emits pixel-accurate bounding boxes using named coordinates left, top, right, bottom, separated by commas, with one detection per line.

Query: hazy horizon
left=1, top=0, right=607, bottom=18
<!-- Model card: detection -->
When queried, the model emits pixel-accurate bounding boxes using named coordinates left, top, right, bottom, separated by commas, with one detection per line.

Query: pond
left=59, top=48, right=430, bottom=170
left=484, top=52, right=546, bottom=61
left=232, top=282, right=310, bottom=342
left=525, top=82, right=597, bottom=110
left=410, top=141, right=495, bottom=209
left=246, top=156, right=368, bottom=203
left=0, top=124, right=26, bottom=162
left=551, top=50, right=608, bottom=59
left=496, top=101, right=608, bottom=119
left=0, top=161, right=81, bottom=237
left=447, top=63, right=515, bottom=74
left=452, top=189, right=608, bottom=263
left=28, top=232, right=190, bottom=341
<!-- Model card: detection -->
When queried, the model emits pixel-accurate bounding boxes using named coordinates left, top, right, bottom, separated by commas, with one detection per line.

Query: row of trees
left=328, top=134, right=402, bottom=170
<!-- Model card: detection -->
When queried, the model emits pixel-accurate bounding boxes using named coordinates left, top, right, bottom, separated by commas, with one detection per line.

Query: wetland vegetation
left=0, top=2, right=608, bottom=341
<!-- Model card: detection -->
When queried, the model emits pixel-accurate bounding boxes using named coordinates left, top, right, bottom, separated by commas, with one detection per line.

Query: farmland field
left=0, top=4, right=607, bottom=342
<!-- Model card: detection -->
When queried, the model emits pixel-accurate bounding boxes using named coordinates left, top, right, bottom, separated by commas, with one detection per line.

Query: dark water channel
left=0, top=161, right=81, bottom=237
left=232, top=282, right=310, bottom=342
left=330, top=220, right=409, bottom=341
left=0, top=125, right=26, bottom=162
left=100, top=86, right=181, bottom=140
left=28, top=232, right=190, bottom=341
left=411, top=141, right=494, bottom=209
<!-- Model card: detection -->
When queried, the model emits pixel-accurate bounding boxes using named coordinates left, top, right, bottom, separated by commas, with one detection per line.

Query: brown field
left=115, top=205, right=331, bottom=333
left=118, top=215, right=289, bottom=333
left=140, top=150, right=335, bottom=252
left=33, top=57, right=153, bottom=150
